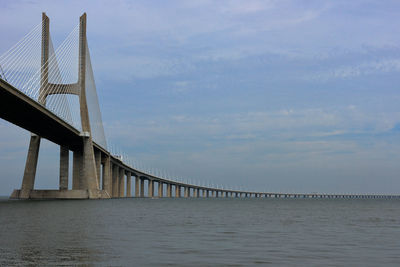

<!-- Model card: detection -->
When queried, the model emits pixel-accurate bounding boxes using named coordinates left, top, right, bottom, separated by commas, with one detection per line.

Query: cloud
left=96, top=55, right=195, bottom=80
left=105, top=106, right=400, bottom=154
left=219, top=0, right=275, bottom=15
left=306, top=59, right=400, bottom=82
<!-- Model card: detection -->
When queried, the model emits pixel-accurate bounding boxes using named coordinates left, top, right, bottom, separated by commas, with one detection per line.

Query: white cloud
left=95, top=55, right=195, bottom=80
left=219, top=0, right=275, bottom=15
left=306, top=59, right=400, bottom=82
left=105, top=106, right=400, bottom=151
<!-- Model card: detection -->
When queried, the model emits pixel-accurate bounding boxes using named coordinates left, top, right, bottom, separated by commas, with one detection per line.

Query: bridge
left=0, top=13, right=398, bottom=200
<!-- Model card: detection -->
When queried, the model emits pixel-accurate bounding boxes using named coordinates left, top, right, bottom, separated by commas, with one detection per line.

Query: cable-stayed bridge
left=0, top=13, right=398, bottom=200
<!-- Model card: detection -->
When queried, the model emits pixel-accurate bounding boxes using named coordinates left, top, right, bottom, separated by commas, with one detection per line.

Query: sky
left=1, top=0, right=400, bottom=195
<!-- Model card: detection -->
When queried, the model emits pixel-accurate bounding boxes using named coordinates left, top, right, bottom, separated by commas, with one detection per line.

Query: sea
left=0, top=197, right=399, bottom=266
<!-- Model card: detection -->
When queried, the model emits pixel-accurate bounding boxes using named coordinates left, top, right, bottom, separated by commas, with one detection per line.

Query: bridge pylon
left=11, top=13, right=110, bottom=199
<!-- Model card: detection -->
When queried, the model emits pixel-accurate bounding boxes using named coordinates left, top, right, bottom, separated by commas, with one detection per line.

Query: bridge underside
left=0, top=80, right=82, bottom=151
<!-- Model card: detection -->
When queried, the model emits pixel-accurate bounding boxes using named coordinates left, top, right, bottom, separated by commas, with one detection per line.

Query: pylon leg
left=94, top=149, right=101, bottom=189
left=72, top=150, right=82, bottom=189
left=103, top=155, right=112, bottom=195
left=82, top=135, right=99, bottom=192
left=59, top=146, right=69, bottom=190
left=19, top=134, right=41, bottom=198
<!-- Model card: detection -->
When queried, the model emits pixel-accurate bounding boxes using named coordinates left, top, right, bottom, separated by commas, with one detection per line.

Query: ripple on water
left=0, top=198, right=399, bottom=266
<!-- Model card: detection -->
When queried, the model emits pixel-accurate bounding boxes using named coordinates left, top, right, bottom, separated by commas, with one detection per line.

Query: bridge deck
left=0, top=79, right=82, bottom=151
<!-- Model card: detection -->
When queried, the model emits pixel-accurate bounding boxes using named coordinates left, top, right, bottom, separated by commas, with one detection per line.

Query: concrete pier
left=158, top=182, right=163, bottom=197
left=140, top=178, right=145, bottom=197
left=126, top=172, right=131, bottom=197
left=167, top=183, right=172, bottom=197
left=118, top=168, right=124, bottom=197
left=176, top=185, right=181, bottom=197
left=112, top=165, right=118, bottom=197
left=94, top=149, right=101, bottom=188
left=148, top=180, right=154, bottom=197
left=102, top=155, right=111, bottom=195
left=135, top=176, right=140, bottom=197
left=184, top=187, right=189, bottom=198
left=59, top=146, right=69, bottom=190
left=20, top=134, right=41, bottom=198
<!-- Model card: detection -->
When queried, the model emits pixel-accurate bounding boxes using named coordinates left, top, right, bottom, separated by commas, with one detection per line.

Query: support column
left=20, top=134, right=41, bottom=198
left=81, top=135, right=99, bottom=192
left=135, top=176, right=140, bottom=197
left=126, top=171, right=131, bottom=197
left=158, top=182, right=163, bottom=197
left=118, top=168, right=124, bottom=197
left=148, top=180, right=154, bottom=197
left=140, top=178, right=145, bottom=197
left=94, top=149, right=101, bottom=188
left=203, top=189, right=206, bottom=197
left=184, top=187, right=189, bottom=198
left=72, top=150, right=82, bottom=190
left=59, top=146, right=69, bottom=190
left=193, top=188, right=198, bottom=198
left=112, top=164, right=118, bottom=197
left=175, top=185, right=181, bottom=198
left=102, top=155, right=111, bottom=195
left=167, top=183, right=172, bottom=197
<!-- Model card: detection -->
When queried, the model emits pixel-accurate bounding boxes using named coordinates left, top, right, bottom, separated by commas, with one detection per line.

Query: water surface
left=0, top=197, right=399, bottom=266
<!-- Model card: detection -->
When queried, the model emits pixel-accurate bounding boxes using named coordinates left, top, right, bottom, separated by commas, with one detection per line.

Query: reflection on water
left=0, top=197, right=400, bottom=266
left=0, top=199, right=105, bottom=265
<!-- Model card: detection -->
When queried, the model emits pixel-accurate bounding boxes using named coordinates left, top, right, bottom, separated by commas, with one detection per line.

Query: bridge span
left=0, top=13, right=398, bottom=200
